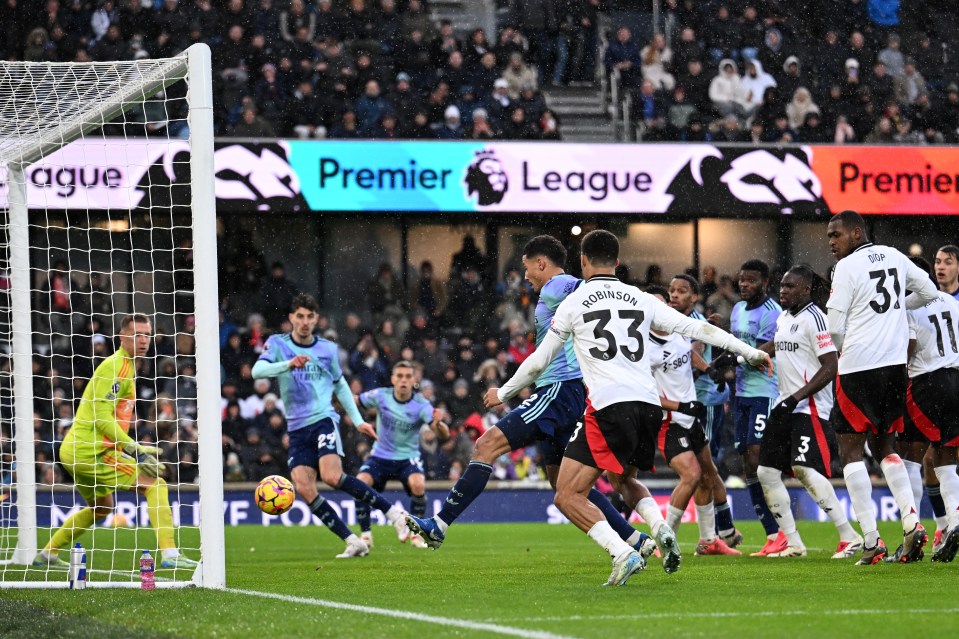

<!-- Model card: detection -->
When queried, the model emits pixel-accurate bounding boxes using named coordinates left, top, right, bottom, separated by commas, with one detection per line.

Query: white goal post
left=0, top=45, right=224, bottom=588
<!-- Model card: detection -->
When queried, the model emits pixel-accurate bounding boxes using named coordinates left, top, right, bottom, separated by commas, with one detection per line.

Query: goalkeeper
left=34, top=313, right=197, bottom=570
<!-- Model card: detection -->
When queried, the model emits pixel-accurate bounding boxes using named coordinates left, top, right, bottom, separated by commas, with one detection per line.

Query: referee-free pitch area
left=2, top=521, right=958, bottom=639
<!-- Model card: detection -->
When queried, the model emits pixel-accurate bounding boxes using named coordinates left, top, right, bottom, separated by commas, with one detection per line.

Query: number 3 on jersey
left=583, top=309, right=645, bottom=361
left=868, top=268, right=901, bottom=314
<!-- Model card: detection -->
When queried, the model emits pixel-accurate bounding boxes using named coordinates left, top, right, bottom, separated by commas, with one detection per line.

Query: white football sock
left=880, top=454, right=920, bottom=532
left=666, top=504, right=684, bottom=532
left=935, top=465, right=959, bottom=529
left=844, top=461, right=879, bottom=547
left=385, top=504, right=403, bottom=524
left=902, top=459, right=923, bottom=510
left=161, top=548, right=180, bottom=560
left=636, top=497, right=665, bottom=537
left=695, top=503, right=716, bottom=542
left=758, top=465, right=801, bottom=547
left=794, top=465, right=857, bottom=541
left=588, top=520, right=634, bottom=561
left=434, top=516, right=449, bottom=532
left=627, top=530, right=642, bottom=546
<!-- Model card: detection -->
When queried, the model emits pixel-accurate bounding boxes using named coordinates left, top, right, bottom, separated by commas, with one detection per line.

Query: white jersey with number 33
left=827, top=243, right=937, bottom=375
left=549, top=275, right=710, bottom=410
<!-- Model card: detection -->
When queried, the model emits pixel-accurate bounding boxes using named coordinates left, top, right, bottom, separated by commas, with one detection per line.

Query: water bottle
left=139, top=550, right=155, bottom=590
left=69, top=543, right=87, bottom=590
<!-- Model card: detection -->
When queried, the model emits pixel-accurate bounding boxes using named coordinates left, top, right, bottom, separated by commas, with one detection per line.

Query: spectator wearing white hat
left=432, top=105, right=465, bottom=139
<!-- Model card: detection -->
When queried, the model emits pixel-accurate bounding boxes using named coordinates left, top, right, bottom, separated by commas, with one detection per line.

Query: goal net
left=0, top=45, right=224, bottom=588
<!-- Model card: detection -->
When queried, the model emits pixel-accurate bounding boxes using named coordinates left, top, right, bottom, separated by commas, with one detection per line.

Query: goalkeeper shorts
left=60, top=446, right=140, bottom=504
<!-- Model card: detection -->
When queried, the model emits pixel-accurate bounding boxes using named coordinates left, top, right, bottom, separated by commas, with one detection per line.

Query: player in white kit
left=825, top=210, right=940, bottom=565
left=645, top=286, right=741, bottom=556
left=899, top=257, right=959, bottom=562
left=755, top=265, right=864, bottom=558
left=487, top=230, right=771, bottom=586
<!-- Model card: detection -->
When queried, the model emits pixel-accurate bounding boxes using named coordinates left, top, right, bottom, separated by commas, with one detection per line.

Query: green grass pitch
left=1, top=521, right=958, bottom=639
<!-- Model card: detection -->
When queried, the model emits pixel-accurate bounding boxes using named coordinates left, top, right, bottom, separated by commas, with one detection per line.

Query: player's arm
left=652, top=301, right=771, bottom=371
left=826, top=262, right=853, bottom=352
left=492, top=329, right=566, bottom=405
left=89, top=365, right=163, bottom=477
left=904, top=258, right=940, bottom=309
left=660, top=396, right=705, bottom=417
left=333, top=376, right=378, bottom=440
left=429, top=408, right=450, bottom=442
left=251, top=356, right=308, bottom=378
left=757, top=339, right=776, bottom=356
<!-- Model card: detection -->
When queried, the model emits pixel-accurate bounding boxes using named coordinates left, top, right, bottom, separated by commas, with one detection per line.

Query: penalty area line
left=226, top=588, right=577, bottom=639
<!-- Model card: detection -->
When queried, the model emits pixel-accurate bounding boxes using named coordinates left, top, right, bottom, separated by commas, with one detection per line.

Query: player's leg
left=409, top=389, right=562, bottom=545
left=698, top=444, right=740, bottom=546
left=932, top=444, right=959, bottom=561
left=403, top=467, right=430, bottom=548
left=36, top=453, right=112, bottom=567
left=406, top=425, right=509, bottom=548
left=38, top=491, right=113, bottom=568
left=665, top=450, right=701, bottom=532
left=834, top=369, right=893, bottom=564
left=315, top=420, right=408, bottom=535
left=135, top=473, right=197, bottom=568
left=872, top=367, right=925, bottom=560
left=897, top=440, right=928, bottom=509
left=561, top=402, right=656, bottom=584
left=756, top=412, right=802, bottom=556
left=355, top=470, right=376, bottom=539
left=924, top=448, right=947, bottom=551
left=692, top=426, right=740, bottom=555
left=738, top=398, right=781, bottom=547
left=288, top=423, right=367, bottom=557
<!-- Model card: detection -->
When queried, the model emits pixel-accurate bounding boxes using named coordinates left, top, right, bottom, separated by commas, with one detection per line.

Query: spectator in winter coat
left=740, top=59, right=777, bottom=116
left=786, top=87, right=820, bottom=130
left=502, top=52, right=538, bottom=99
left=709, top=59, right=746, bottom=117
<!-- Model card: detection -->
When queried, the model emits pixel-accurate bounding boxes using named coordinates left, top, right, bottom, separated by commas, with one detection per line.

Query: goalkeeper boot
left=32, top=551, right=70, bottom=570
left=335, top=535, right=370, bottom=559
left=404, top=514, right=445, bottom=549
left=604, top=550, right=645, bottom=587
left=931, top=527, right=959, bottom=563
left=160, top=555, right=199, bottom=569
left=656, top=523, right=682, bottom=574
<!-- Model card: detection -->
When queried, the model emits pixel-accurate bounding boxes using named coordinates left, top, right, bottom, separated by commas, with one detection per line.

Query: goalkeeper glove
left=675, top=401, right=706, bottom=418
left=704, top=366, right=726, bottom=393
left=121, top=441, right=164, bottom=478
left=770, top=395, right=799, bottom=420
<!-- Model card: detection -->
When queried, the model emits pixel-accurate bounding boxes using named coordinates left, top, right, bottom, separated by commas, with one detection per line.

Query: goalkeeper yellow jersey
left=61, top=346, right=137, bottom=460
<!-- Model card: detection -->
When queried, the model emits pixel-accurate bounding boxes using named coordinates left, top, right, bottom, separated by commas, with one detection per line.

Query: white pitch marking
left=511, top=608, right=959, bottom=622
left=227, top=588, right=576, bottom=639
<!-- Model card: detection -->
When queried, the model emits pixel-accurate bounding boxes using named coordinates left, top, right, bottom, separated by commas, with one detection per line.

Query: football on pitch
left=254, top=475, right=296, bottom=515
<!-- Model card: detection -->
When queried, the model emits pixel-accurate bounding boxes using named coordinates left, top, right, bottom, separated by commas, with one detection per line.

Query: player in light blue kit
left=354, top=360, right=449, bottom=549
left=252, top=294, right=410, bottom=559
left=407, top=236, right=678, bottom=572
left=725, top=259, right=786, bottom=556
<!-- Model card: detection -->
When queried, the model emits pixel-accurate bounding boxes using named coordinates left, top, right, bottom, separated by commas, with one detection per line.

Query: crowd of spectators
left=606, top=1, right=959, bottom=143
left=0, top=0, right=600, bottom=141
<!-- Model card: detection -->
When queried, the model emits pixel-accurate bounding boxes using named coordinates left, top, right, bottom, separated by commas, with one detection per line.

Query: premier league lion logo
left=464, top=149, right=508, bottom=206
left=665, top=147, right=830, bottom=216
